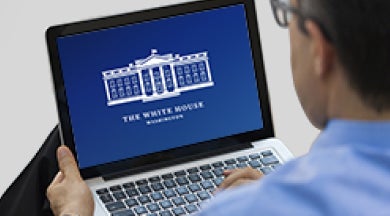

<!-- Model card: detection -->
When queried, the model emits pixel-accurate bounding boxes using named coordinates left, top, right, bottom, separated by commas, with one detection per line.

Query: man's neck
left=327, top=71, right=390, bottom=121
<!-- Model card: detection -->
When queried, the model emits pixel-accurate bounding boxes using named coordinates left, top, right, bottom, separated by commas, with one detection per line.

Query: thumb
left=57, top=145, right=81, bottom=181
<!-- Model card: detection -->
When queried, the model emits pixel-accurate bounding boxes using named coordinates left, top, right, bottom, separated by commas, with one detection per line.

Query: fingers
left=57, top=145, right=81, bottom=181
left=47, top=171, right=64, bottom=200
left=223, top=169, right=234, bottom=176
left=219, top=167, right=263, bottom=190
left=228, top=179, right=253, bottom=188
left=51, top=171, right=65, bottom=185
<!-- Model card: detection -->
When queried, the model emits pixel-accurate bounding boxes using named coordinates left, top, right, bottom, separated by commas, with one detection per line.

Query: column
left=149, top=68, right=157, bottom=95
left=159, top=66, right=167, bottom=92
left=137, top=71, right=146, bottom=96
left=170, top=64, right=179, bottom=90
left=205, top=59, right=213, bottom=82
left=104, top=78, right=111, bottom=102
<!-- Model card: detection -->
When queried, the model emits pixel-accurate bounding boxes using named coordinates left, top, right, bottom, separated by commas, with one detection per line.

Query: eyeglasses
left=270, top=0, right=302, bottom=28
left=270, top=0, right=333, bottom=42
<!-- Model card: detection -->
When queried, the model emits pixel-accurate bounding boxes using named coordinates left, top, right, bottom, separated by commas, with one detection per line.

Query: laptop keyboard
left=96, top=150, right=281, bottom=216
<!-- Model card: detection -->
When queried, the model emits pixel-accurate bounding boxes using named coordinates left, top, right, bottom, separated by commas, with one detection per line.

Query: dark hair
left=298, top=0, right=390, bottom=112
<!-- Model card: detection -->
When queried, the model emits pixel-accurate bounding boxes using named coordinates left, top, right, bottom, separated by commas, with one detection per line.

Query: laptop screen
left=54, top=3, right=264, bottom=169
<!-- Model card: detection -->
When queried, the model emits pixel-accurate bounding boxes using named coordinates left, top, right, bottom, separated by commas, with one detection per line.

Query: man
left=47, top=0, right=390, bottom=215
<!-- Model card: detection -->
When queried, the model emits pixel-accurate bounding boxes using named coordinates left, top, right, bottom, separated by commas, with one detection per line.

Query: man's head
left=272, top=0, right=390, bottom=128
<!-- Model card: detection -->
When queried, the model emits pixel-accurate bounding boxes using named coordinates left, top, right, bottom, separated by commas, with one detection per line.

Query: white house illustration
left=102, top=49, right=214, bottom=106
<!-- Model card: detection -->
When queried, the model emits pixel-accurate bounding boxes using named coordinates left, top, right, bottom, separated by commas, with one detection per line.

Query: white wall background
left=0, top=0, right=319, bottom=197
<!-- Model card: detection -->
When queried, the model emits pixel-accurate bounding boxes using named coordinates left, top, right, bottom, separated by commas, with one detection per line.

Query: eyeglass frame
left=270, top=0, right=333, bottom=42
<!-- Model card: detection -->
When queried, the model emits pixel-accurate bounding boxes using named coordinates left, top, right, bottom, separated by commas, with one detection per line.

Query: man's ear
left=305, top=20, right=335, bottom=78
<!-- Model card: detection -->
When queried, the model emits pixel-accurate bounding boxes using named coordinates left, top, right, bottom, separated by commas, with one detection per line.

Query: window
left=166, top=78, right=173, bottom=87
left=110, top=80, right=116, bottom=88
left=198, top=62, right=206, bottom=71
left=191, top=64, right=198, bottom=72
left=176, top=66, right=183, bottom=75
left=111, top=89, right=118, bottom=99
left=193, top=73, right=200, bottom=83
left=200, top=71, right=208, bottom=82
left=117, top=79, right=123, bottom=87
left=154, top=71, right=160, bottom=77
left=126, top=86, right=132, bottom=96
left=118, top=87, right=125, bottom=97
left=145, top=82, right=152, bottom=92
left=184, top=65, right=190, bottom=74
left=179, top=76, right=185, bottom=86
left=124, top=77, right=131, bottom=85
left=133, top=86, right=140, bottom=95
left=165, top=69, right=172, bottom=77
left=186, top=74, right=193, bottom=84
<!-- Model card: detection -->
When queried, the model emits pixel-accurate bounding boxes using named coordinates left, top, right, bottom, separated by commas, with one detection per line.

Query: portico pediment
left=134, top=50, right=174, bottom=68
left=136, top=56, right=172, bottom=67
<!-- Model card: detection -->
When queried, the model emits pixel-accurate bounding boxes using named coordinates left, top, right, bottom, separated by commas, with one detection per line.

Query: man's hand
left=47, top=145, right=94, bottom=216
left=218, top=167, right=263, bottom=191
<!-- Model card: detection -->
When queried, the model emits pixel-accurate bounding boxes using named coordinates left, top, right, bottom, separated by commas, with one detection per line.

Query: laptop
left=46, top=0, right=294, bottom=215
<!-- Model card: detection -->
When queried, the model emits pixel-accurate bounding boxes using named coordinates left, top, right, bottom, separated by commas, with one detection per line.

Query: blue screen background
left=57, top=4, right=263, bottom=168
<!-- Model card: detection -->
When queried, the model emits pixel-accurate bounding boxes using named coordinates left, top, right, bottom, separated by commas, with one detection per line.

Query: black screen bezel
left=46, top=0, right=275, bottom=179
